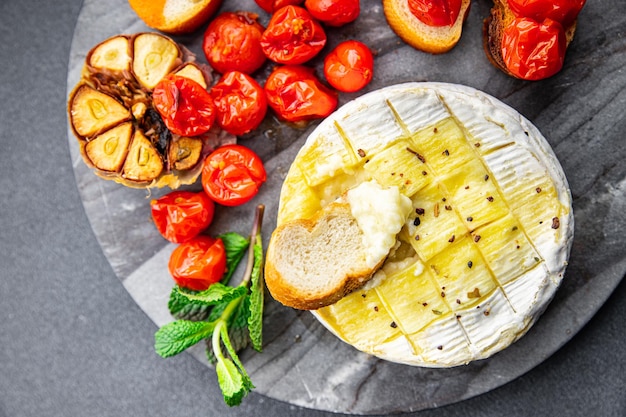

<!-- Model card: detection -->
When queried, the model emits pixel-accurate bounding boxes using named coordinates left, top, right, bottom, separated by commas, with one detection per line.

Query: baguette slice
left=265, top=203, right=384, bottom=310
left=483, top=0, right=579, bottom=80
left=128, top=0, right=222, bottom=34
left=383, top=0, right=471, bottom=54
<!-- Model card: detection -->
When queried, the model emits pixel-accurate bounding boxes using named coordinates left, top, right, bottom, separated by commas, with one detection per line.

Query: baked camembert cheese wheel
left=268, top=82, right=573, bottom=367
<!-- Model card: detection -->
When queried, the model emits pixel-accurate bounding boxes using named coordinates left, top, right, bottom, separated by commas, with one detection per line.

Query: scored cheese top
left=275, top=82, right=574, bottom=367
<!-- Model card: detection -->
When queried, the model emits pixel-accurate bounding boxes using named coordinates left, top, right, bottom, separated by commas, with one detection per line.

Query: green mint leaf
left=219, top=232, right=250, bottom=286
left=220, top=323, right=254, bottom=393
left=155, top=320, right=215, bottom=358
left=216, top=357, right=249, bottom=407
left=247, top=242, right=265, bottom=352
left=167, top=286, right=210, bottom=321
left=176, top=283, right=247, bottom=306
left=231, top=295, right=250, bottom=330
left=205, top=297, right=250, bottom=365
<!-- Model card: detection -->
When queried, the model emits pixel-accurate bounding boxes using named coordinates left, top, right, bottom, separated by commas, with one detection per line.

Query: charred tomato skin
left=152, top=75, right=216, bottom=137
left=264, top=65, right=338, bottom=122
left=304, top=0, right=360, bottom=27
left=151, top=190, right=215, bottom=243
left=255, top=0, right=304, bottom=13
left=202, top=11, right=267, bottom=75
left=407, top=0, right=463, bottom=27
left=201, top=144, right=267, bottom=206
left=168, top=236, right=227, bottom=291
left=501, top=17, right=566, bottom=80
left=210, top=71, right=268, bottom=136
left=323, top=40, right=374, bottom=93
left=260, top=6, right=327, bottom=65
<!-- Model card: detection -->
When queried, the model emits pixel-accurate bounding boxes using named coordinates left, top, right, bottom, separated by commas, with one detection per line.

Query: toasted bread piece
left=128, top=0, right=222, bottom=34
left=483, top=0, right=578, bottom=79
left=383, top=0, right=471, bottom=54
left=265, top=203, right=385, bottom=310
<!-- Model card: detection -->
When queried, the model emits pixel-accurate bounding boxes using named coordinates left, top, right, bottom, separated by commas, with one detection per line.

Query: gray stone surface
left=1, top=0, right=625, bottom=416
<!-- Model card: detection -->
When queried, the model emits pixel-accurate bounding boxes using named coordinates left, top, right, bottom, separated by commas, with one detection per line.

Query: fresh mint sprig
left=154, top=205, right=266, bottom=406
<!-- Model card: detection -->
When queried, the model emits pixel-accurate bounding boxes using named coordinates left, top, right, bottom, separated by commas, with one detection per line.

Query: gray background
left=1, top=0, right=625, bottom=416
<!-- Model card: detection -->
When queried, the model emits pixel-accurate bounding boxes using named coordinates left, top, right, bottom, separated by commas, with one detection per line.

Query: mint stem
left=240, top=205, right=265, bottom=288
left=212, top=204, right=265, bottom=355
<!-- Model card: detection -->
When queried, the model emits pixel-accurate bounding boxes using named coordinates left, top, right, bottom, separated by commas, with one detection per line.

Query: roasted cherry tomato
left=265, top=65, right=338, bottom=122
left=201, top=144, right=267, bottom=206
left=507, top=0, right=586, bottom=27
left=151, top=191, right=215, bottom=243
left=260, top=6, right=327, bottom=65
left=202, top=11, right=267, bottom=75
left=323, top=40, right=374, bottom=93
left=210, top=71, right=268, bottom=136
left=168, top=236, right=227, bottom=291
left=152, top=75, right=216, bottom=137
left=255, top=0, right=304, bottom=13
left=304, top=0, right=360, bottom=27
left=501, top=17, right=566, bottom=81
left=407, top=0, right=462, bottom=26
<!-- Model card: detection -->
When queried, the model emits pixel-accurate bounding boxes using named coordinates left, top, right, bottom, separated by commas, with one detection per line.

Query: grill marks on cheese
left=277, top=86, right=569, bottom=366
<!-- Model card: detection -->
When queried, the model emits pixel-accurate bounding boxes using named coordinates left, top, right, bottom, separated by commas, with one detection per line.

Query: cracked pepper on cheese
left=275, top=83, right=574, bottom=367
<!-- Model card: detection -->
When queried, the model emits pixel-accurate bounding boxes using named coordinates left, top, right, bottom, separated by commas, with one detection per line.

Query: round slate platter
left=67, top=0, right=626, bottom=414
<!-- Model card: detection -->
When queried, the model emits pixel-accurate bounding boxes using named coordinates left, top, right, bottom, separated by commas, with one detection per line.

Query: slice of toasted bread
left=128, top=0, right=222, bottom=34
left=383, top=0, right=471, bottom=54
left=265, top=203, right=385, bottom=310
left=483, top=0, right=578, bottom=79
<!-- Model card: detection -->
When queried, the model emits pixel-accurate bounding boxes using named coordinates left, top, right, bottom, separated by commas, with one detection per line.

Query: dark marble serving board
left=67, top=0, right=626, bottom=414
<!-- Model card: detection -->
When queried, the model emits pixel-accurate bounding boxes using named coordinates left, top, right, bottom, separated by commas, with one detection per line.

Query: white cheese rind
left=300, top=82, right=573, bottom=367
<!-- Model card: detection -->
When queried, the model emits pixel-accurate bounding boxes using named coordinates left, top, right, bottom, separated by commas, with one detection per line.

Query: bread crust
left=265, top=203, right=385, bottom=310
left=383, top=0, right=471, bottom=54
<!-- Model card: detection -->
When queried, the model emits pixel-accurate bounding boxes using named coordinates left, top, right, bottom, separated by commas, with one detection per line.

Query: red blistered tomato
left=304, top=0, right=360, bottom=27
left=152, top=75, right=216, bottom=137
left=151, top=191, right=215, bottom=243
left=255, top=0, right=304, bottom=13
left=202, top=144, right=267, bottom=206
left=407, top=0, right=462, bottom=26
left=202, top=11, right=267, bottom=74
left=507, top=0, right=586, bottom=27
left=265, top=65, right=338, bottom=122
left=260, top=6, right=327, bottom=65
left=168, top=236, right=227, bottom=291
left=210, top=71, right=268, bottom=136
left=501, top=17, right=566, bottom=81
left=324, top=40, right=374, bottom=92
